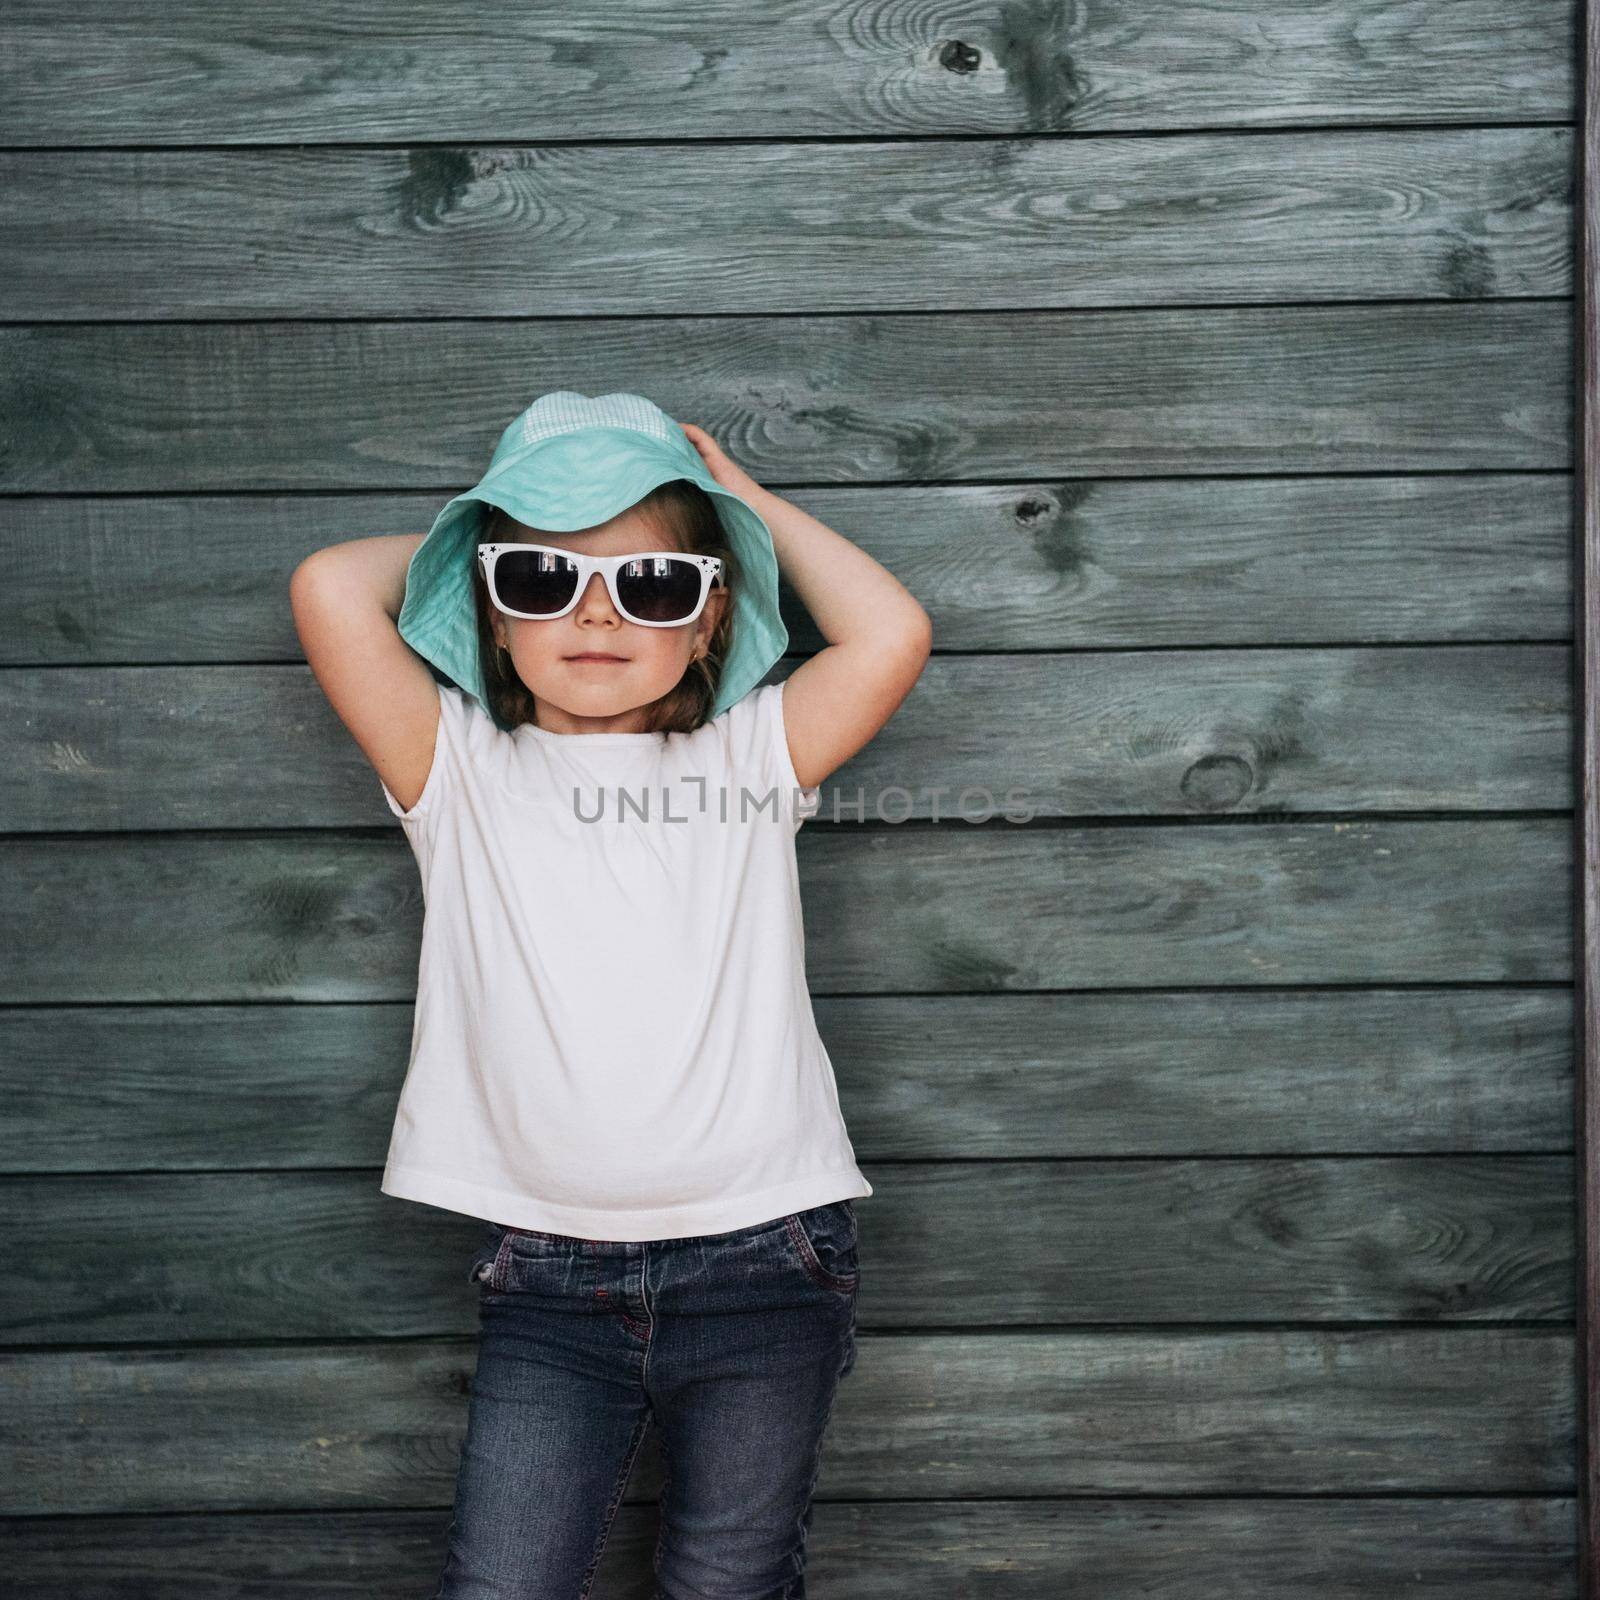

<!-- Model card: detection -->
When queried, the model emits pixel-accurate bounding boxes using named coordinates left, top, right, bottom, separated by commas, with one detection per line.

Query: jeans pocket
left=466, top=1225, right=510, bottom=1290
left=783, top=1202, right=859, bottom=1295
left=478, top=1226, right=594, bottom=1294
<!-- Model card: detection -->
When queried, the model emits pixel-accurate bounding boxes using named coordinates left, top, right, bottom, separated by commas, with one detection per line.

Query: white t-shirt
left=377, top=678, right=873, bottom=1241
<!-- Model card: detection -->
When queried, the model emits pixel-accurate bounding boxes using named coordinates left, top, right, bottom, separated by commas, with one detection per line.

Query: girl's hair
left=470, top=479, right=739, bottom=735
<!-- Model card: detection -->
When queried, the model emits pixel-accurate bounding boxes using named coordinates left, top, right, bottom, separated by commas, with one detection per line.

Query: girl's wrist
left=743, top=480, right=789, bottom=527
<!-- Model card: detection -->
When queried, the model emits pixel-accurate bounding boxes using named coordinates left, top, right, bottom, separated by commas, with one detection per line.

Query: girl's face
left=488, top=509, right=728, bottom=735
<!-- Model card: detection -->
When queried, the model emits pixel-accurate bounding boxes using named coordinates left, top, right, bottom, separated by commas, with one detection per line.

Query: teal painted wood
left=0, top=819, right=1571, bottom=1001
left=0, top=988, right=1571, bottom=1171
left=0, top=0, right=1583, bottom=1584
left=0, top=1158, right=1573, bottom=1343
left=0, top=1499, right=1578, bottom=1598
left=0, top=129, right=1571, bottom=318
left=0, top=0, right=1572, bottom=143
left=0, top=1497, right=1580, bottom=1600
left=0, top=647, right=1573, bottom=829
left=0, top=1330, right=1573, bottom=1513
left=0, top=305, right=1571, bottom=490
left=1577, top=0, right=1600, bottom=1583
left=0, top=475, right=1574, bottom=667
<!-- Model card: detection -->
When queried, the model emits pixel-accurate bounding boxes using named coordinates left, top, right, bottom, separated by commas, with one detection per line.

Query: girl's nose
left=573, top=572, right=618, bottom=617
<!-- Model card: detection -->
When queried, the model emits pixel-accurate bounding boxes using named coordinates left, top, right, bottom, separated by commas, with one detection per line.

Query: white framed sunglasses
left=477, top=542, right=725, bottom=627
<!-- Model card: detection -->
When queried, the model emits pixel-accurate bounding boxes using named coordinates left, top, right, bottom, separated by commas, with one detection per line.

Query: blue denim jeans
left=432, top=1199, right=861, bottom=1599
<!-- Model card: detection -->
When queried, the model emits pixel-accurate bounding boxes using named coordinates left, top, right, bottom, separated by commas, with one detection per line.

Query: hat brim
left=397, top=426, right=787, bottom=722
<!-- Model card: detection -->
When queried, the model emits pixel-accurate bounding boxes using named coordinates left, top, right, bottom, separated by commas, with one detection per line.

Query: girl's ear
left=697, top=584, right=730, bottom=648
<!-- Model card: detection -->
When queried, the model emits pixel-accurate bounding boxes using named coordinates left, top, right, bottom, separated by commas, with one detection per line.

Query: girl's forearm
left=743, top=486, right=930, bottom=650
left=299, top=534, right=425, bottom=621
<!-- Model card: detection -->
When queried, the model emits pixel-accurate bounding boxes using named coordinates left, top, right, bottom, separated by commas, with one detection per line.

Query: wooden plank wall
left=0, top=1, right=1583, bottom=1592
left=1578, top=0, right=1600, bottom=1587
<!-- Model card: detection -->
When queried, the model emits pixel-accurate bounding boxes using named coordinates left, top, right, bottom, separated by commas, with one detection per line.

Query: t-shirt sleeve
left=759, top=679, right=822, bottom=833
left=379, top=682, right=467, bottom=825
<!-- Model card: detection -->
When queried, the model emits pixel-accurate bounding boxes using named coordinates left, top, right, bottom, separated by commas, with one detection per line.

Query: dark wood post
left=1577, top=0, right=1599, bottom=1590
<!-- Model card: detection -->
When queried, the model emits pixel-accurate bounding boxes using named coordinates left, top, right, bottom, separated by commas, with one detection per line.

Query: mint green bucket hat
left=397, top=389, right=788, bottom=720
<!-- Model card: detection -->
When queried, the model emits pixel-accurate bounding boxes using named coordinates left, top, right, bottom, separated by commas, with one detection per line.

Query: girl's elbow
left=885, top=612, right=932, bottom=687
left=902, top=607, right=934, bottom=660
left=289, top=549, right=332, bottom=606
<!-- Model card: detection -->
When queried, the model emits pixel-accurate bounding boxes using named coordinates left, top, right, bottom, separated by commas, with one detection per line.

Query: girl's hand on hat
left=679, top=422, right=766, bottom=504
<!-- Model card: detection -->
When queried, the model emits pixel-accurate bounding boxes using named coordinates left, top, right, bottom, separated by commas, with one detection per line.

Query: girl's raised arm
left=679, top=425, right=932, bottom=792
left=289, top=535, right=442, bottom=814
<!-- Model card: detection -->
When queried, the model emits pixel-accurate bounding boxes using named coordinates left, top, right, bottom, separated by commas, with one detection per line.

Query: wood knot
left=938, top=40, right=983, bottom=74
left=1179, top=754, right=1254, bottom=811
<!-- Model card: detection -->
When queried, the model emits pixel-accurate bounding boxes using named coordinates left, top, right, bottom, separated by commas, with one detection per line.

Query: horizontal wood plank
left=0, top=475, right=1573, bottom=666
left=0, top=820, right=1568, bottom=1002
left=0, top=0, right=1572, bottom=144
left=0, top=988, right=1570, bottom=1171
left=0, top=304, right=1570, bottom=492
left=0, top=1329, right=1571, bottom=1512
left=2, top=129, right=1571, bottom=319
left=0, top=649, right=1571, bottom=830
left=0, top=1158, right=1572, bottom=1342
left=0, top=1497, right=1575, bottom=1598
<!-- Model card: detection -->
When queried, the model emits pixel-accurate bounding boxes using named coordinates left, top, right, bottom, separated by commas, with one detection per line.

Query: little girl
left=289, top=390, right=932, bottom=1599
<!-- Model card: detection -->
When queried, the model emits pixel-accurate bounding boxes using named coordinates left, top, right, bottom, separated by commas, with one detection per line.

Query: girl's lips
left=565, top=654, right=628, bottom=662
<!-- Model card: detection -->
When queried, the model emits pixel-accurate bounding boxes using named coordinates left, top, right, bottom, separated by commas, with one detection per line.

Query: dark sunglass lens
left=616, top=557, right=701, bottom=623
left=495, top=550, right=579, bottom=616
